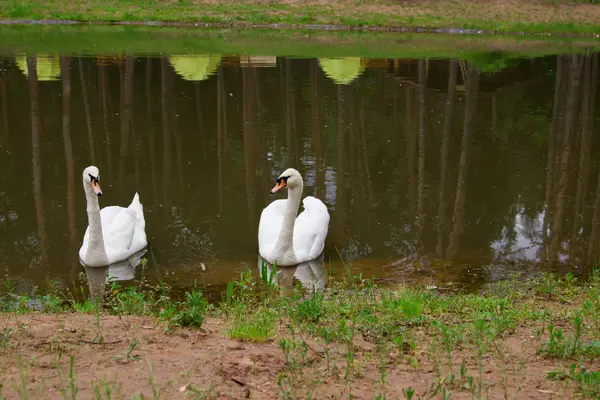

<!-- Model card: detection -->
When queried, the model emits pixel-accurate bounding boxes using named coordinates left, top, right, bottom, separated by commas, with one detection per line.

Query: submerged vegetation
left=1, top=257, right=600, bottom=398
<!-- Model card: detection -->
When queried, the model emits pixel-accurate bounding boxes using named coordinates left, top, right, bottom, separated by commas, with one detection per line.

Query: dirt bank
left=0, top=312, right=596, bottom=399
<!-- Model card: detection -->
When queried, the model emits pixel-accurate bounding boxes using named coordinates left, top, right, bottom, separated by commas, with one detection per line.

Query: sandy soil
left=0, top=313, right=596, bottom=399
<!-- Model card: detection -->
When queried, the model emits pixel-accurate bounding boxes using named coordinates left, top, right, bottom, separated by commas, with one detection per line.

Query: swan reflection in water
left=82, top=249, right=147, bottom=301
left=257, top=253, right=327, bottom=294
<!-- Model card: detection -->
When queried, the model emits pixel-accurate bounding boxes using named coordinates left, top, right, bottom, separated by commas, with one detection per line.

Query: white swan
left=79, top=166, right=147, bottom=267
left=258, top=168, right=330, bottom=266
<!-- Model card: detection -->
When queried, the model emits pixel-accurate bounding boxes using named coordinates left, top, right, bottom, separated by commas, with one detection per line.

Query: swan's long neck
left=84, top=183, right=108, bottom=265
left=272, top=182, right=303, bottom=265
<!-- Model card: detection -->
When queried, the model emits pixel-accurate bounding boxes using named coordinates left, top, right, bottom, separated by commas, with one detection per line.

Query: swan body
left=79, top=166, right=147, bottom=267
left=258, top=168, right=330, bottom=266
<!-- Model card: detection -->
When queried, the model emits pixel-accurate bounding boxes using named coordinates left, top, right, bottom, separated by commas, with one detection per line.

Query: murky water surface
left=0, top=48, right=599, bottom=296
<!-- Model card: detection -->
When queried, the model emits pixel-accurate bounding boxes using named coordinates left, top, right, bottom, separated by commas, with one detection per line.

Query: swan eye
left=277, top=176, right=290, bottom=184
left=88, top=174, right=99, bottom=183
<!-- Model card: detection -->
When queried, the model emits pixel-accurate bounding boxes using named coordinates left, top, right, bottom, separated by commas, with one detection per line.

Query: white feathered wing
left=258, top=196, right=329, bottom=264
left=79, top=193, right=147, bottom=265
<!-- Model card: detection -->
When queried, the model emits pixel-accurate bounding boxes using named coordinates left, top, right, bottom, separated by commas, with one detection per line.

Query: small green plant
left=227, top=306, right=277, bottom=342
left=402, top=386, right=415, bottom=400
left=147, top=358, right=160, bottom=400
left=113, top=340, right=141, bottom=362
left=548, top=364, right=600, bottom=397
left=537, top=271, right=560, bottom=296
left=110, top=286, right=149, bottom=315
left=159, top=303, right=179, bottom=331
left=225, top=269, right=257, bottom=305
left=185, top=384, right=216, bottom=399
left=177, top=287, right=208, bottom=328
left=292, top=291, right=324, bottom=323
left=538, top=313, right=600, bottom=359
left=259, top=260, right=278, bottom=288
left=72, top=298, right=100, bottom=313
left=91, top=377, right=121, bottom=400
left=55, top=355, right=78, bottom=400
left=68, top=356, right=78, bottom=399
left=14, top=356, right=30, bottom=400
left=277, top=330, right=309, bottom=398
left=40, top=293, right=64, bottom=313
left=0, top=326, right=12, bottom=349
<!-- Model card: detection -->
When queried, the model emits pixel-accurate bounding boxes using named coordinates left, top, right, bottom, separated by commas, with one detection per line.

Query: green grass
left=2, top=257, right=600, bottom=397
left=227, top=304, right=278, bottom=342
left=0, top=0, right=599, bottom=36
left=548, top=365, right=600, bottom=398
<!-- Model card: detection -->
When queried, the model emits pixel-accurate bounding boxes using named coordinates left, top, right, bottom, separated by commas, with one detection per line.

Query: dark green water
left=0, top=44, right=598, bottom=296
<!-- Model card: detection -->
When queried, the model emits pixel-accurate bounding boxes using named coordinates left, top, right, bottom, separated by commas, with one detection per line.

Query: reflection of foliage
left=467, top=52, right=521, bottom=73
left=319, top=57, right=365, bottom=85
left=15, top=54, right=61, bottom=81
left=168, top=55, right=221, bottom=81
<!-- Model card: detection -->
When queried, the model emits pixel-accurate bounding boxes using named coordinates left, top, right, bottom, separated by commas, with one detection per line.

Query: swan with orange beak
left=258, top=168, right=330, bottom=266
left=79, top=166, right=147, bottom=267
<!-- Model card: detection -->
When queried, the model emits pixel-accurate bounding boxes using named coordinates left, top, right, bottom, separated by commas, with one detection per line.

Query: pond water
left=0, top=43, right=599, bottom=297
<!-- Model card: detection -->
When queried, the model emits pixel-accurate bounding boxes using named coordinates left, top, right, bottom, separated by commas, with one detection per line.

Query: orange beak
left=270, top=180, right=286, bottom=194
left=92, top=180, right=102, bottom=196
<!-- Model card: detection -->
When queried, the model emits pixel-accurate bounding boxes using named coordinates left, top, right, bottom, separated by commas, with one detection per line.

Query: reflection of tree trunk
left=359, top=88, right=373, bottom=206
left=284, top=59, right=298, bottom=165
left=0, top=74, right=7, bottom=146
left=99, top=64, right=113, bottom=178
left=61, top=57, right=76, bottom=243
left=146, top=59, right=158, bottom=204
left=242, top=68, right=255, bottom=222
left=173, top=89, right=184, bottom=195
left=27, top=57, right=48, bottom=269
left=336, top=85, right=346, bottom=240
left=436, top=60, right=458, bottom=257
left=133, top=118, right=141, bottom=191
left=217, top=66, right=225, bottom=213
left=161, top=58, right=172, bottom=213
left=446, top=64, right=480, bottom=260
left=253, top=68, right=263, bottom=119
left=311, top=60, right=325, bottom=200
left=348, top=84, right=357, bottom=189
left=550, top=55, right=583, bottom=263
left=542, top=57, right=564, bottom=254
left=586, top=54, right=600, bottom=264
left=120, top=57, right=134, bottom=176
left=417, top=59, right=427, bottom=230
left=405, top=86, right=416, bottom=214
left=571, top=55, right=597, bottom=261
left=62, top=57, right=78, bottom=281
left=283, top=62, right=292, bottom=165
left=491, top=93, right=497, bottom=141
left=79, top=59, right=95, bottom=164
left=194, top=82, right=206, bottom=164
left=219, top=67, right=228, bottom=173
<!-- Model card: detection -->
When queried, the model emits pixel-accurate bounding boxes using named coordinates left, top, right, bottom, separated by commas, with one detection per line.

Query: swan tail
left=302, top=196, right=329, bottom=215
left=128, top=192, right=146, bottom=228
